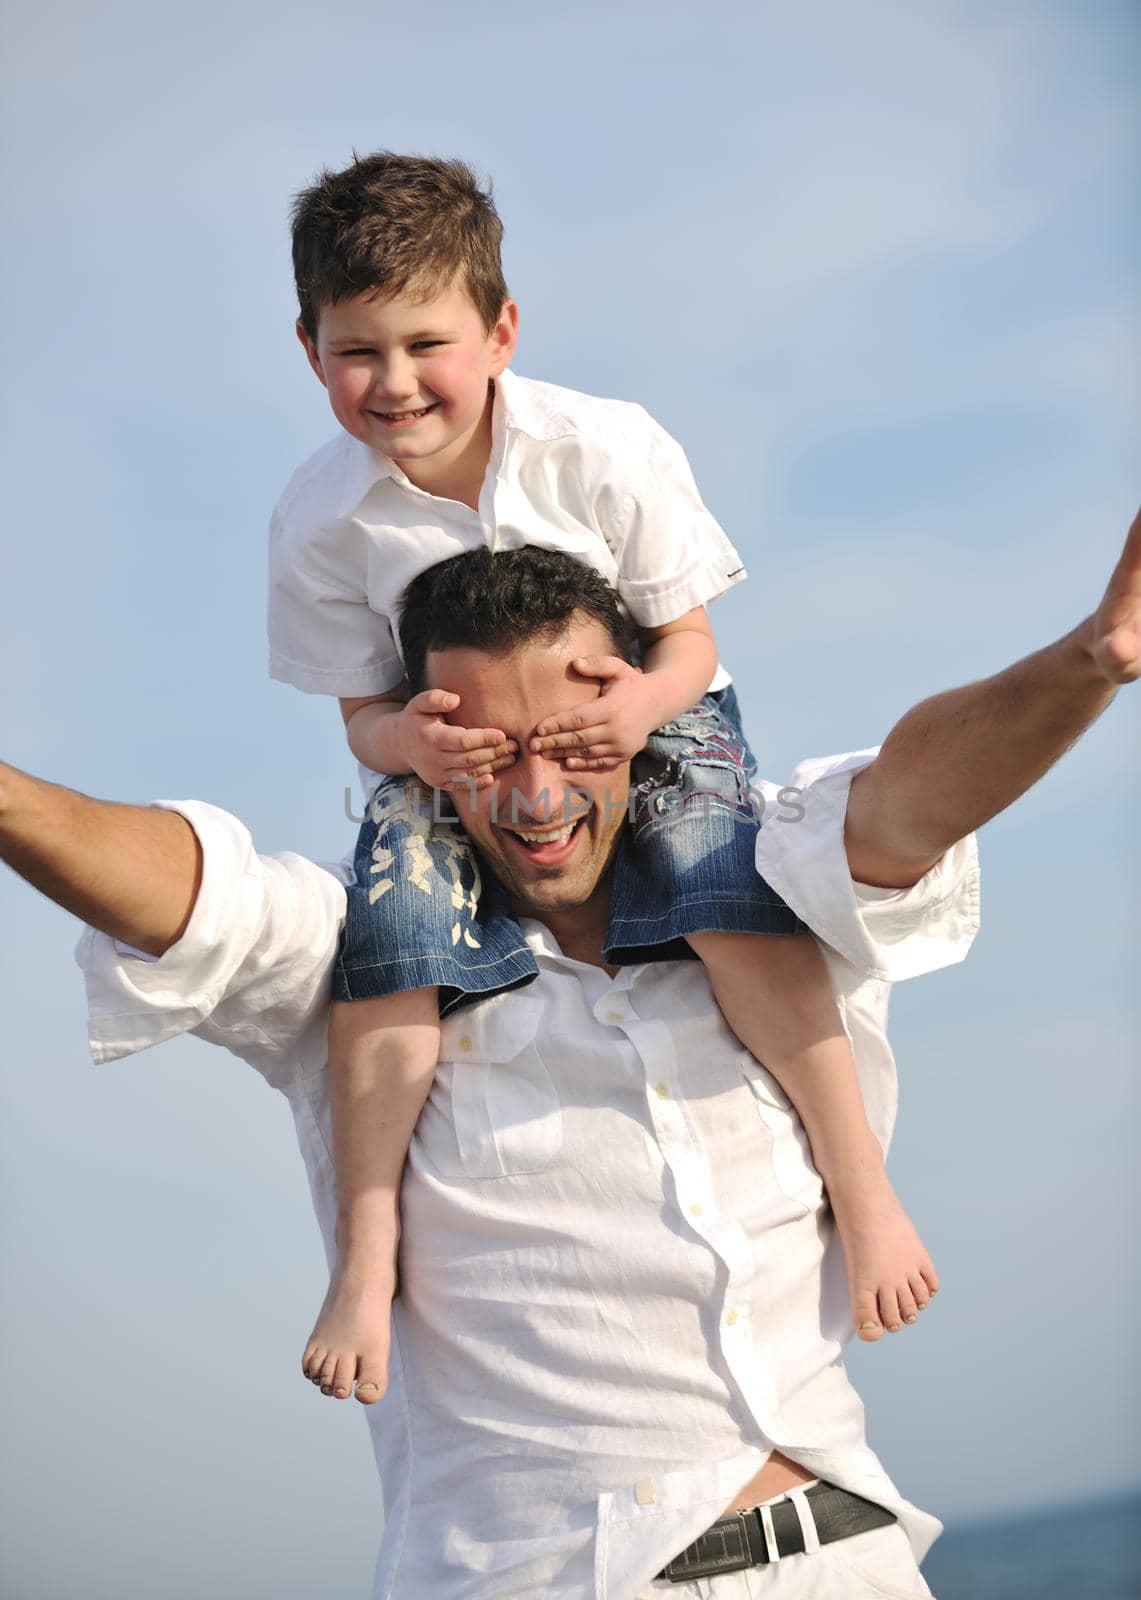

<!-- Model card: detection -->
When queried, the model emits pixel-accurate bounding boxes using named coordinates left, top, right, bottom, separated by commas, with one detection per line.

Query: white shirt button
left=726, top=1308, right=739, bottom=1327
left=689, top=1203, right=704, bottom=1218
left=605, top=1010, right=624, bottom=1024
left=655, top=1082, right=669, bottom=1099
left=458, top=1035, right=473, bottom=1052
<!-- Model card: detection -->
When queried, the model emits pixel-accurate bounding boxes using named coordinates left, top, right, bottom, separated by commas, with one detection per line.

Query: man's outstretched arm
left=846, top=509, right=1140, bottom=888
left=0, top=765, right=202, bottom=956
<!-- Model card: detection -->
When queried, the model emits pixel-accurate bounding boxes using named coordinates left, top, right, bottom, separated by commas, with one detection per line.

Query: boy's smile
left=299, top=281, right=518, bottom=500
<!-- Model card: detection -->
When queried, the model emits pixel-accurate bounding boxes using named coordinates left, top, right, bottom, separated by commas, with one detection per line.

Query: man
left=1, top=518, right=1137, bottom=1599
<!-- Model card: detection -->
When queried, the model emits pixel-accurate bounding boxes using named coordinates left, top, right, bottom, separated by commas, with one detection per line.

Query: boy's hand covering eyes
left=530, top=657, right=659, bottom=770
left=398, top=691, right=517, bottom=791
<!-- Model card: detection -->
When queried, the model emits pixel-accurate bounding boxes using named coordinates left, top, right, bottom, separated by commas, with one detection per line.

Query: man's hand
left=530, top=657, right=661, bottom=771
left=1088, top=506, right=1141, bottom=684
left=396, top=691, right=518, bottom=792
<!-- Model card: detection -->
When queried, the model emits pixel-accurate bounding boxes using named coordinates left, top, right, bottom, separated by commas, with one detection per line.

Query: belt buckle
left=662, top=1510, right=754, bottom=1583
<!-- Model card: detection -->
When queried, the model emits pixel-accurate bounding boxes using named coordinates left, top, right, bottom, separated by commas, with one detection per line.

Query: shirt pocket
left=433, top=996, right=563, bottom=1180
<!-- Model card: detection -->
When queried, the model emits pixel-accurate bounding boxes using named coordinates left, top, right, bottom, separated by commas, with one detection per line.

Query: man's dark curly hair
left=398, top=548, right=632, bottom=691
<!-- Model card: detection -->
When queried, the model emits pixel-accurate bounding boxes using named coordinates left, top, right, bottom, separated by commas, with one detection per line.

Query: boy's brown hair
left=291, top=152, right=509, bottom=341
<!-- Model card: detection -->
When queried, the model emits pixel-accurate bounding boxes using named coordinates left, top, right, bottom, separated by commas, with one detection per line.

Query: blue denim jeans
left=333, top=686, right=806, bottom=1016
left=603, top=685, right=806, bottom=964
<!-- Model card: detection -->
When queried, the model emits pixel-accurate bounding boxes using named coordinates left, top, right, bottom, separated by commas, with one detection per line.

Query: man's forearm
left=0, top=763, right=202, bottom=955
left=845, top=619, right=1116, bottom=888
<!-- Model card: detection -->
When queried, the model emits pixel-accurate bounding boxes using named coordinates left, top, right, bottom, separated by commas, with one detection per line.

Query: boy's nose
left=374, top=355, right=419, bottom=401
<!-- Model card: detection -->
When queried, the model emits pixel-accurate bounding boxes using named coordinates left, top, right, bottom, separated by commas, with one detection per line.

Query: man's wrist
left=0, top=762, right=18, bottom=830
left=1068, top=616, right=1107, bottom=677
left=1075, top=611, right=1134, bottom=690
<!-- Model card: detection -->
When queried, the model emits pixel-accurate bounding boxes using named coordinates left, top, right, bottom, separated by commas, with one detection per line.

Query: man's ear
left=487, top=299, right=519, bottom=378
left=296, top=319, right=328, bottom=389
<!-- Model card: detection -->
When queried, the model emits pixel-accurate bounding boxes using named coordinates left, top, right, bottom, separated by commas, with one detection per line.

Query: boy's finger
left=534, top=702, right=600, bottom=737
left=409, top=689, right=461, bottom=715
left=445, top=771, right=496, bottom=792
left=448, top=742, right=516, bottom=772
left=450, top=726, right=510, bottom=751
left=572, top=655, right=632, bottom=680
left=530, top=724, right=607, bottom=752
left=563, top=754, right=621, bottom=772
left=434, top=727, right=512, bottom=753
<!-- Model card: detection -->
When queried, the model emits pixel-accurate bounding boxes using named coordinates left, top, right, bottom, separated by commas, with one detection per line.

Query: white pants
left=638, top=1522, right=935, bottom=1598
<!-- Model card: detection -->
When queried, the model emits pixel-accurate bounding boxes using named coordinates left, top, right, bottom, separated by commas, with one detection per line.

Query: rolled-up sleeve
left=608, top=410, right=748, bottom=627
left=268, top=500, right=404, bottom=698
left=753, top=750, right=981, bottom=982
left=75, top=801, right=346, bottom=1092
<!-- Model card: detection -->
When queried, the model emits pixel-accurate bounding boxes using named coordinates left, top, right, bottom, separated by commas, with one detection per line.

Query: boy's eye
left=338, top=347, right=376, bottom=357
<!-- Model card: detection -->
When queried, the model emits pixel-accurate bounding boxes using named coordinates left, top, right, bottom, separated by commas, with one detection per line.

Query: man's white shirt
left=77, top=752, right=980, bottom=1600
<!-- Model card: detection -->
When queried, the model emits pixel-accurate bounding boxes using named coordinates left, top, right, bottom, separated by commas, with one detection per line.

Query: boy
left=269, top=153, right=937, bottom=1407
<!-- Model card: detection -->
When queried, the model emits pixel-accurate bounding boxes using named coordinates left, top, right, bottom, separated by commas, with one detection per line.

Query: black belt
left=656, top=1481, right=897, bottom=1583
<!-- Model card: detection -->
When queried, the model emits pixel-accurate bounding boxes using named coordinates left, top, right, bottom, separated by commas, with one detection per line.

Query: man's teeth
left=513, top=824, right=576, bottom=844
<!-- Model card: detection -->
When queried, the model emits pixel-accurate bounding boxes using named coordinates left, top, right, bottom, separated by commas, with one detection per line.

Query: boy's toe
left=878, top=1287, right=904, bottom=1333
left=896, top=1283, right=919, bottom=1325
left=331, top=1352, right=356, bottom=1399
left=909, top=1273, right=931, bottom=1312
left=853, top=1289, right=883, bottom=1342
left=355, top=1356, right=388, bottom=1404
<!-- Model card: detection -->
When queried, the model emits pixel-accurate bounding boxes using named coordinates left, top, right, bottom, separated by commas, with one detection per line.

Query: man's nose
left=508, top=750, right=574, bottom=823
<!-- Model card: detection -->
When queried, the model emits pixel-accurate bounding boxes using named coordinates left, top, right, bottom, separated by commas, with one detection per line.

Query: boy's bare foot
left=301, top=1246, right=398, bottom=1404
left=830, top=1167, right=939, bottom=1342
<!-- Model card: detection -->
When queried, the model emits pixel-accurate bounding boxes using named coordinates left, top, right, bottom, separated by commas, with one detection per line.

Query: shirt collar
left=494, top=369, right=579, bottom=444
left=336, top=369, right=578, bottom=519
left=518, top=915, right=639, bottom=992
left=336, top=436, right=402, bottom=518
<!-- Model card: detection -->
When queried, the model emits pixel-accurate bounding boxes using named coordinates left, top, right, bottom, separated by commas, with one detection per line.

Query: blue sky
left=1, top=2, right=1138, bottom=1594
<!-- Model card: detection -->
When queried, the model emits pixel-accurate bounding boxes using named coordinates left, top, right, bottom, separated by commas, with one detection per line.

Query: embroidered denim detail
left=334, top=777, right=539, bottom=1012
left=604, top=686, right=807, bottom=963
left=364, top=782, right=482, bottom=950
left=631, top=700, right=756, bottom=862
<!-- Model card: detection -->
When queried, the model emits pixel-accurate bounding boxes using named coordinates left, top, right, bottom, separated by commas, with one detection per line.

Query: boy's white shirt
left=267, top=369, right=747, bottom=700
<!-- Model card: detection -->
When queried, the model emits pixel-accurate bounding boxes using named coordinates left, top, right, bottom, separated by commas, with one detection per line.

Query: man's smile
left=498, top=813, right=588, bottom=867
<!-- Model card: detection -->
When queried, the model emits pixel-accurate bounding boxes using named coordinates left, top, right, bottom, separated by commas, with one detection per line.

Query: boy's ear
left=487, top=299, right=519, bottom=378
left=296, top=319, right=327, bottom=388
